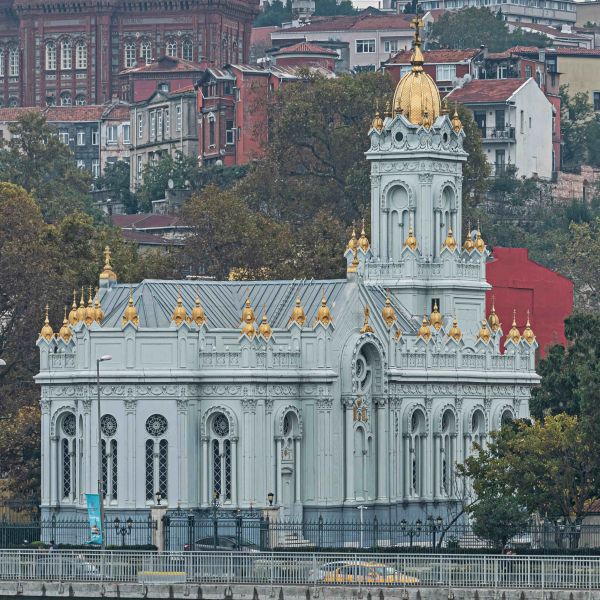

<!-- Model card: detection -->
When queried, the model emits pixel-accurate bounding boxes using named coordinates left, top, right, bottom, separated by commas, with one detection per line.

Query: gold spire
left=68, top=290, right=78, bottom=326
left=347, top=224, right=358, bottom=252
left=394, top=327, right=403, bottom=342
left=442, top=227, right=457, bottom=252
left=477, top=319, right=491, bottom=344
left=384, top=100, right=392, bottom=119
left=392, top=13, right=441, bottom=126
left=347, top=246, right=360, bottom=273
left=430, top=301, right=443, bottom=331
left=76, top=287, right=86, bottom=322
left=99, top=246, right=117, bottom=281
left=94, top=290, right=104, bottom=324
left=463, top=221, right=475, bottom=252
left=191, top=294, right=206, bottom=326
left=507, top=310, right=521, bottom=344
left=371, top=111, right=384, bottom=133
left=288, top=297, right=306, bottom=327
left=122, top=289, right=139, bottom=326
left=418, top=313, right=432, bottom=342
left=360, top=305, right=374, bottom=334
left=448, top=317, right=462, bottom=342
left=241, top=296, right=256, bottom=324
left=39, top=305, right=54, bottom=342
left=171, top=291, right=188, bottom=326
left=488, top=297, right=501, bottom=333
left=315, top=292, right=333, bottom=327
left=523, top=310, right=536, bottom=345
left=59, top=306, right=72, bottom=343
left=474, top=222, right=486, bottom=253
left=381, top=293, right=397, bottom=328
left=84, top=286, right=96, bottom=326
left=258, top=307, right=272, bottom=340
left=358, top=219, right=370, bottom=253
left=404, top=225, right=417, bottom=251
left=451, top=105, right=463, bottom=133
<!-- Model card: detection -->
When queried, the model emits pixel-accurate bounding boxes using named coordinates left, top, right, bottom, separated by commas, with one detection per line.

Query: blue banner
left=85, top=493, right=103, bottom=545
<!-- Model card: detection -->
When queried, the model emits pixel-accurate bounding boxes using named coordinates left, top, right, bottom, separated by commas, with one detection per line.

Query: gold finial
left=418, top=313, right=432, bottom=342
left=384, top=100, right=392, bottom=119
left=463, top=221, right=475, bottom=252
left=76, top=287, right=86, bottom=322
left=409, top=13, right=425, bottom=72
left=523, top=310, right=536, bottom=345
left=442, top=98, right=449, bottom=115
left=315, top=292, right=333, bottom=327
left=347, top=246, right=360, bottom=273
left=507, top=309, right=521, bottom=344
left=404, top=225, right=418, bottom=251
left=475, top=221, right=486, bottom=253
left=84, top=286, right=96, bottom=326
left=442, top=227, right=457, bottom=252
left=382, top=292, right=397, bottom=328
left=430, top=301, right=443, bottom=331
left=371, top=111, right=384, bottom=133
left=358, top=219, right=370, bottom=253
left=241, top=295, right=256, bottom=324
left=39, top=305, right=54, bottom=342
left=68, top=290, right=78, bottom=326
left=122, top=288, right=139, bottom=326
left=448, top=317, right=462, bottom=342
left=171, top=290, right=188, bottom=326
left=347, top=224, right=358, bottom=252
left=360, top=305, right=374, bottom=334
left=394, top=327, right=403, bottom=342
left=288, top=297, right=306, bottom=327
left=99, top=246, right=117, bottom=281
left=488, top=296, right=501, bottom=333
left=258, top=306, right=272, bottom=340
left=94, top=288, right=104, bottom=324
left=451, top=104, right=463, bottom=133
left=59, top=306, right=72, bottom=343
left=422, top=108, right=432, bottom=129
left=477, top=319, right=491, bottom=344
left=191, top=293, right=206, bottom=326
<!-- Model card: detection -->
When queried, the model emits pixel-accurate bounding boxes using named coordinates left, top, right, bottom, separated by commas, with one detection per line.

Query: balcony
left=479, top=127, right=516, bottom=142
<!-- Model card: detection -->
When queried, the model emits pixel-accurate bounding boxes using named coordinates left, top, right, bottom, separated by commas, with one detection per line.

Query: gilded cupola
left=68, top=290, right=78, bottom=326
left=507, top=310, right=521, bottom=344
left=100, top=246, right=117, bottom=281
left=122, top=289, right=139, bottom=326
left=258, top=308, right=273, bottom=340
left=360, top=305, right=374, bottom=334
left=371, top=111, right=384, bottom=133
left=171, top=291, right=188, bottom=326
left=39, top=305, right=54, bottom=342
left=404, top=225, right=418, bottom=251
left=191, top=294, right=207, bottom=326
left=418, top=314, right=432, bottom=342
left=448, top=317, right=462, bottom=342
left=488, top=298, right=501, bottom=333
left=358, top=220, right=370, bottom=253
left=523, top=311, right=536, bottom=345
left=477, top=320, right=491, bottom=344
left=76, top=288, right=86, bottom=323
left=59, top=307, right=72, bottom=343
left=442, top=227, right=457, bottom=252
left=288, top=297, right=306, bottom=327
left=392, top=15, right=441, bottom=127
left=463, top=221, right=475, bottom=253
left=347, top=225, right=358, bottom=253
left=474, top=223, right=486, bottom=253
left=451, top=106, right=463, bottom=133
left=347, top=247, right=360, bottom=273
left=94, top=295, right=104, bottom=324
left=241, top=296, right=256, bottom=324
left=315, top=293, right=333, bottom=327
left=430, top=301, right=443, bottom=331
left=381, top=293, right=397, bottom=328
left=84, top=287, right=96, bottom=326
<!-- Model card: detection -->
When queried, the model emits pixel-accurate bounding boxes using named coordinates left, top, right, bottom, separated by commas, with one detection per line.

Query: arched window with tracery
left=61, top=39, right=72, bottom=70
left=209, top=412, right=232, bottom=501
left=76, top=41, right=87, bottom=69
left=182, top=39, right=193, bottom=60
left=440, top=409, right=456, bottom=497
left=75, top=94, right=87, bottom=106
left=124, top=43, right=136, bottom=68
left=60, top=91, right=72, bottom=106
left=60, top=412, right=76, bottom=500
left=45, top=41, right=57, bottom=71
left=410, top=409, right=426, bottom=497
left=8, top=47, right=18, bottom=77
left=145, top=414, right=168, bottom=502
left=471, top=409, right=486, bottom=448
left=166, top=40, right=177, bottom=57
left=101, top=414, right=118, bottom=501
left=140, top=41, right=152, bottom=65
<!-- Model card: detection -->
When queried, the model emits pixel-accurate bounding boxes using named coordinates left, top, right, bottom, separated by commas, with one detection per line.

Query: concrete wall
left=557, top=55, right=600, bottom=105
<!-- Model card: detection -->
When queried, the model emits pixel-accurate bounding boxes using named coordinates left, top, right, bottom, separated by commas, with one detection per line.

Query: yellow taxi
left=321, top=561, right=420, bottom=585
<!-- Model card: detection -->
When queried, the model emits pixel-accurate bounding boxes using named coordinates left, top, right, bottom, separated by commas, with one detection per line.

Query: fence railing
left=0, top=550, right=600, bottom=589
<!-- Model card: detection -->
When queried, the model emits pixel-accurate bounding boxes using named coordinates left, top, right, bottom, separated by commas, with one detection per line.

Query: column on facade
left=231, top=438, right=238, bottom=506
left=176, top=399, right=189, bottom=506
left=294, top=437, right=301, bottom=504
left=125, top=400, right=136, bottom=506
left=343, top=397, right=354, bottom=502
left=433, top=209, right=440, bottom=258
left=275, top=437, right=282, bottom=506
left=403, top=434, right=410, bottom=498
left=50, top=434, right=59, bottom=506
left=85, top=403, right=92, bottom=494
left=202, top=437, right=209, bottom=506
left=433, top=434, right=440, bottom=499
left=41, top=401, right=51, bottom=505
left=425, top=431, right=433, bottom=499
left=376, top=398, right=388, bottom=501
left=380, top=208, right=388, bottom=261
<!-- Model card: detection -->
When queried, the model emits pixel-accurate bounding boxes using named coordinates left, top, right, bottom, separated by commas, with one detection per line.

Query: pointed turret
left=39, top=305, right=54, bottom=342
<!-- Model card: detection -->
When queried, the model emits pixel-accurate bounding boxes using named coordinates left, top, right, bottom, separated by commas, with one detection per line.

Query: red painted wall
left=485, top=247, right=573, bottom=357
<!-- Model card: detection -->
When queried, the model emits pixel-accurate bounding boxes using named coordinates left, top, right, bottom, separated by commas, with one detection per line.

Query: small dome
left=122, top=289, right=139, bottom=326
left=347, top=225, right=358, bottom=252
left=430, top=301, right=443, bottom=331
left=418, top=314, right=431, bottom=342
left=506, top=310, right=521, bottom=344
left=371, top=111, right=384, bottom=133
left=289, top=297, right=306, bottom=327
left=94, top=298, right=104, bottom=324
left=241, top=297, right=255, bottom=324
left=191, top=294, right=206, bottom=326
left=474, top=226, right=486, bottom=253
left=463, top=222, right=475, bottom=253
left=171, top=292, right=188, bottom=326
left=84, top=287, right=96, bottom=326
left=315, top=294, right=333, bottom=327
left=59, top=307, right=72, bottom=343
left=358, top=221, right=370, bottom=253
left=442, top=227, right=457, bottom=252
left=381, top=294, right=397, bottom=328
left=404, top=225, right=418, bottom=251
left=39, top=305, right=54, bottom=342
left=75, top=288, right=86, bottom=323
left=448, top=318, right=462, bottom=342
left=488, top=300, right=501, bottom=333
left=477, top=320, right=491, bottom=344
left=523, top=312, right=536, bottom=345
left=258, top=312, right=272, bottom=340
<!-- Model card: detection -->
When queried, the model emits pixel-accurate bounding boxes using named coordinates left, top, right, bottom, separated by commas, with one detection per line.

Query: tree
left=254, top=0, right=292, bottom=26
left=0, top=112, right=93, bottom=221
left=313, top=0, right=356, bottom=16
left=471, top=494, right=529, bottom=549
left=95, top=160, right=137, bottom=214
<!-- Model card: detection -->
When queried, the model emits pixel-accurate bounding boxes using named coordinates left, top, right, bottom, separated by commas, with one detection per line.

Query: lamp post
left=267, top=492, right=274, bottom=507
left=155, top=490, right=162, bottom=506
left=96, top=355, right=112, bottom=550
left=114, top=516, right=133, bottom=548
left=400, top=518, right=422, bottom=548
left=212, top=491, right=220, bottom=548
left=357, top=505, right=367, bottom=548
left=427, top=515, right=443, bottom=550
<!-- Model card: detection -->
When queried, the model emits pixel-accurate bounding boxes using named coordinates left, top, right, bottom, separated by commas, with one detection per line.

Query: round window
left=212, top=413, right=230, bottom=437
left=145, top=414, right=168, bottom=437
left=62, top=413, right=76, bottom=436
left=395, top=131, right=404, bottom=142
left=101, top=414, right=118, bottom=437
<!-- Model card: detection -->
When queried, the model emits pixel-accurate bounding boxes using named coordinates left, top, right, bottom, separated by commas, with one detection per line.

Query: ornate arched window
left=61, top=39, right=72, bottom=70
left=76, top=41, right=87, bottom=69
left=182, top=39, right=193, bottom=61
left=60, top=412, right=76, bottom=500
left=75, top=94, right=87, bottom=106
left=8, top=97, right=18, bottom=107
left=60, top=91, right=72, bottom=106
left=209, top=412, right=232, bottom=501
left=8, top=47, right=18, bottom=77
left=124, top=42, right=136, bottom=68
left=166, top=40, right=177, bottom=57
left=410, top=409, right=426, bottom=497
left=45, top=41, right=57, bottom=71
left=501, top=409, right=514, bottom=427
left=101, top=414, right=118, bottom=501
left=440, top=409, right=456, bottom=497
left=471, top=409, right=486, bottom=448
left=145, top=414, right=168, bottom=502
left=140, top=41, right=152, bottom=65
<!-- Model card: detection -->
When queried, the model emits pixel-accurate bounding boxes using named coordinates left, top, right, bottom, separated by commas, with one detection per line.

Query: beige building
left=576, top=1, right=600, bottom=26
left=129, top=86, right=198, bottom=190
left=549, top=48, right=600, bottom=109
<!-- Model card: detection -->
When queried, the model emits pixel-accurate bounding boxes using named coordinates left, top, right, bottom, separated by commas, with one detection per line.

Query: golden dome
left=99, top=246, right=117, bottom=281
left=404, top=225, right=418, bottom=251
left=289, top=297, right=306, bottom=327
left=451, top=107, right=463, bottom=133
left=382, top=294, right=397, bottom=328
left=122, top=289, right=139, bottom=327
left=84, top=287, right=96, bottom=326
left=171, top=292, right=188, bottom=326
left=360, top=305, right=374, bottom=334
left=258, top=310, right=272, bottom=340
left=347, top=225, right=358, bottom=252
left=347, top=247, right=360, bottom=273
left=358, top=220, right=370, bottom=253
left=448, top=317, right=462, bottom=342
left=430, top=301, right=443, bottom=331
left=191, top=294, right=207, bottom=326
left=477, top=320, right=491, bottom=344
left=94, top=297, right=104, bottom=324
left=418, top=314, right=432, bottom=342
left=59, top=307, right=72, bottom=343
left=507, top=310, right=521, bottom=344
left=463, top=221, right=475, bottom=253
left=392, top=17, right=441, bottom=127
left=488, top=298, right=501, bottom=333
left=315, top=293, right=333, bottom=327
left=76, top=288, right=86, bottom=323
left=241, top=297, right=256, bottom=324
left=523, top=311, right=536, bottom=345
left=442, top=227, right=457, bottom=252
left=68, top=290, right=78, bottom=326
left=474, top=224, right=486, bottom=253
left=371, top=111, right=384, bottom=133
left=39, top=305, right=54, bottom=342
left=241, top=312, right=256, bottom=339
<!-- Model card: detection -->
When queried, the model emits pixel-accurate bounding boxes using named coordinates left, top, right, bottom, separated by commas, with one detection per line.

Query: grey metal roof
left=363, top=282, right=417, bottom=334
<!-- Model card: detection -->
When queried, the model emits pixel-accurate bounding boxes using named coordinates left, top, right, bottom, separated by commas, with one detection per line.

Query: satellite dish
left=167, top=178, right=174, bottom=189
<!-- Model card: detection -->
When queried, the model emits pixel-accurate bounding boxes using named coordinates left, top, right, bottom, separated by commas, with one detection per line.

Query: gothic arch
left=275, top=405, right=303, bottom=438
left=493, top=403, right=515, bottom=429
left=464, top=403, right=488, bottom=434
left=349, top=336, right=387, bottom=396
left=432, top=402, right=457, bottom=435
left=436, top=179, right=458, bottom=210
left=403, top=402, right=430, bottom=434
left=50, top=404, right=77, bottom=436
left=381, top=180, right=414, bottom=211
left=201, top=405, right=238, bottom=438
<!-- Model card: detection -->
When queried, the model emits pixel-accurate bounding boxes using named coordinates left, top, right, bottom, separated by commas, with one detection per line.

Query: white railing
left=0, top=551, right=599, bottom=589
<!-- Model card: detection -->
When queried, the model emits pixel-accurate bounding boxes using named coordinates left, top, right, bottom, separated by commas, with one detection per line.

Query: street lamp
left=427, top=515, right=444, bottom=550
left=400, top=518, right=422, bottom=548
left=267, top=492, right=274, bottom=507
left=96, top=355, right=112, bottom=550
left=114, top=516, right=133, bottom=547
left=155, top=490, right=162, bottom=506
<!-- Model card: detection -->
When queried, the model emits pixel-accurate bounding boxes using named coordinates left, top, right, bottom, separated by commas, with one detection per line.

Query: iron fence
left=0, top=550, right=600, bottom=589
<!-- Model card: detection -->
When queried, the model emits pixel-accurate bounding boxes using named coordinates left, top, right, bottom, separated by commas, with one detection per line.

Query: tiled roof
left=273, top=41, right=338, bottom=56
left=504, top=45, right=600, bottom=57
left=104, top=104, right=130, bottom=120
left=120, top=55, right=204, bottom=75
left=44, top=106, right=106, bottom=121
left=170, top=84, right=196, bottom=96
left=0, top=107, right=41, bottom=121
left=509, top=21, right=589, bottom=40
left=278, top=13, right=411, bottom=33
left=387, top=48, right=480, bottom=65
left=121, top=229, right=175, bottom=246
left=111, top=213, right=183, bottom=229
left=446, top=78, right=528, bottom=103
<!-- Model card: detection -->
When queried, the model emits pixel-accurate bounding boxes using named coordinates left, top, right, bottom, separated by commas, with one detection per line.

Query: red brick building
left=486, top=247, right=573, bottom=357
left=0, top=0, right=259, bottom=109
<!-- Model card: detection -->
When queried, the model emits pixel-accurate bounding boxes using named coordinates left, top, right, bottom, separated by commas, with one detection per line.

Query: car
left=184, top=535, right=260, bottom=552
left=321, top=561, right=420, bottom=585
left=309, top=561, right=350, bottom=582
